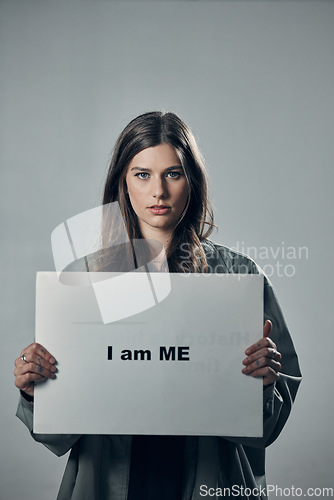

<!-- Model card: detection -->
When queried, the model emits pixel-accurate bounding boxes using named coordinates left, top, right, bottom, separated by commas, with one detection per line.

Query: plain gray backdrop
left=1, top=1, right=333, bottom=499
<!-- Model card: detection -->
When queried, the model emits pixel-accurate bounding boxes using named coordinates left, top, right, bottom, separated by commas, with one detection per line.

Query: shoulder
left=64, top=257, right=89, bottom=272
left=201, top=240, right=259, bottom=275
left=63, top=249, right=107, bottom=272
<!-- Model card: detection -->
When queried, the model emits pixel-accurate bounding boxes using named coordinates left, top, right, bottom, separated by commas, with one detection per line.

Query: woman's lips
left=148, top=205, right=171, bottom=215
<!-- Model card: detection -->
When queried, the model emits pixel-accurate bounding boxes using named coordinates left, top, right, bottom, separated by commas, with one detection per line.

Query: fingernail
left=51, top=373, right=56, bottom=379
left=242, top=368, right=247, bottom=374
left=50, top=357, right=56, bottom=364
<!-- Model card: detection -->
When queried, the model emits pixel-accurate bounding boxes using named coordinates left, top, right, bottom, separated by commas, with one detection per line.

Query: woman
left=14, top=111, right=301, bottom=500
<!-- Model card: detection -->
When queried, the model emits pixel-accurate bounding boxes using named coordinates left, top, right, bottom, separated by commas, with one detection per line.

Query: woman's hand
left=242, top=320, right=282, bottom=386
left=14, top=343, right=57, bottom=397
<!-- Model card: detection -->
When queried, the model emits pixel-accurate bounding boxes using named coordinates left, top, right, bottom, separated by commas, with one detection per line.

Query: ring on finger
left=21, top=353, right=28, bottom=363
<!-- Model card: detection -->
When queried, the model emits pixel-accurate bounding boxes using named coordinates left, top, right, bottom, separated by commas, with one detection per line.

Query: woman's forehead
left=128, top=143, right=182, bottom=169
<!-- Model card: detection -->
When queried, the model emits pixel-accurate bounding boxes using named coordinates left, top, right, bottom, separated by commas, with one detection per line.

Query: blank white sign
left=34, top=272, right=263, bottom=436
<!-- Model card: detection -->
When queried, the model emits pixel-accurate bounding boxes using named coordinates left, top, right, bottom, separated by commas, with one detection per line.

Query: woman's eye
left=134, top=171, right=183, bottom=180
left=135, top=172, right=150, bottom=179
left=166, top=171, right=182, bottom=179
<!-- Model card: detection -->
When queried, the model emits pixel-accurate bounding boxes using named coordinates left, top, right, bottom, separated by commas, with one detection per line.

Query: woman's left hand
left=242, top=320, right=282, bottom=386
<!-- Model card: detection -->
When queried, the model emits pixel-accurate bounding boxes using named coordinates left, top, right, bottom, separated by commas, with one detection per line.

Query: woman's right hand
left=14, top=343, right=57, bottom=398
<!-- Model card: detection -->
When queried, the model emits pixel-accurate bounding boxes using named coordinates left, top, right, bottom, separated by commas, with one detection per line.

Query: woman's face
left=125, top=143, right=189, bottom=241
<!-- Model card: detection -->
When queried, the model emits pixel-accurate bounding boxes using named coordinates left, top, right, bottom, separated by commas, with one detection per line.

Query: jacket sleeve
left=15, top=258, right=88, bottom=457
left=16, top=393, right=81, bottom=457
left=223, top=275, right=302, bottom=449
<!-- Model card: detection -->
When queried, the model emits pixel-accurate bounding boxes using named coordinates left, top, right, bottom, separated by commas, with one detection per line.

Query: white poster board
left=34, top=272, right=263, bottom=436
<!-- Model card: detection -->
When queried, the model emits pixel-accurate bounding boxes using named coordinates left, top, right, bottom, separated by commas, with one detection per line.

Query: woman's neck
left=139, top=225, right=172, bottom=251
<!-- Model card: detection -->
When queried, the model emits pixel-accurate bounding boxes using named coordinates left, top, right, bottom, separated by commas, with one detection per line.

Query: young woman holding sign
left=14, top=111, right=301, bottom=500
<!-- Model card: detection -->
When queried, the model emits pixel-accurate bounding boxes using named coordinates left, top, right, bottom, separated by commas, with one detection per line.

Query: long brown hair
left=101, top=111, right=214, bottom=272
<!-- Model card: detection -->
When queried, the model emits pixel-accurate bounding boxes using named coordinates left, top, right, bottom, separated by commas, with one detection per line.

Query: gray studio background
left=1, top=1, right=333, bottom=499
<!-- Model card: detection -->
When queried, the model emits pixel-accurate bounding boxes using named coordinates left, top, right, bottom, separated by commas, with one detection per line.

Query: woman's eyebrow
left=129, top=167, right=151, bottom=172
left=129, top=165, right=183, bottom=172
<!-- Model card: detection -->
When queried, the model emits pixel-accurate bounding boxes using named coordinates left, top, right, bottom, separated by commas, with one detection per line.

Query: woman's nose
left=153, top=177, right=167, bottom=198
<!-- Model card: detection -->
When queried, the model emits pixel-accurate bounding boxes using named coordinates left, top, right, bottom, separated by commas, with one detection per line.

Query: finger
left=19, top=343, right=56, bottom=365
left=243, top=346, right=281, bottom=366
left=20, top=343, right=56, bottom=364
left=16, top=351, right=57, bottom=374
left=14, top=372, right=45, bottom=391
left=245, top=335, right=277, bottom=356
left=245, top=366, right=280, bottom=386
left=242, top=357, right=281, bottom=375
left=14, top=361, right=56, bottom=380
left=263, top=319, right=272, bottom=338
left=245, top=320, right=274, bottom=356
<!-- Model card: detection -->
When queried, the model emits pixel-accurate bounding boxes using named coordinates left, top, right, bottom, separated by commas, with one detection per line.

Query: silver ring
left=21, top=353, right=28, bottom=363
